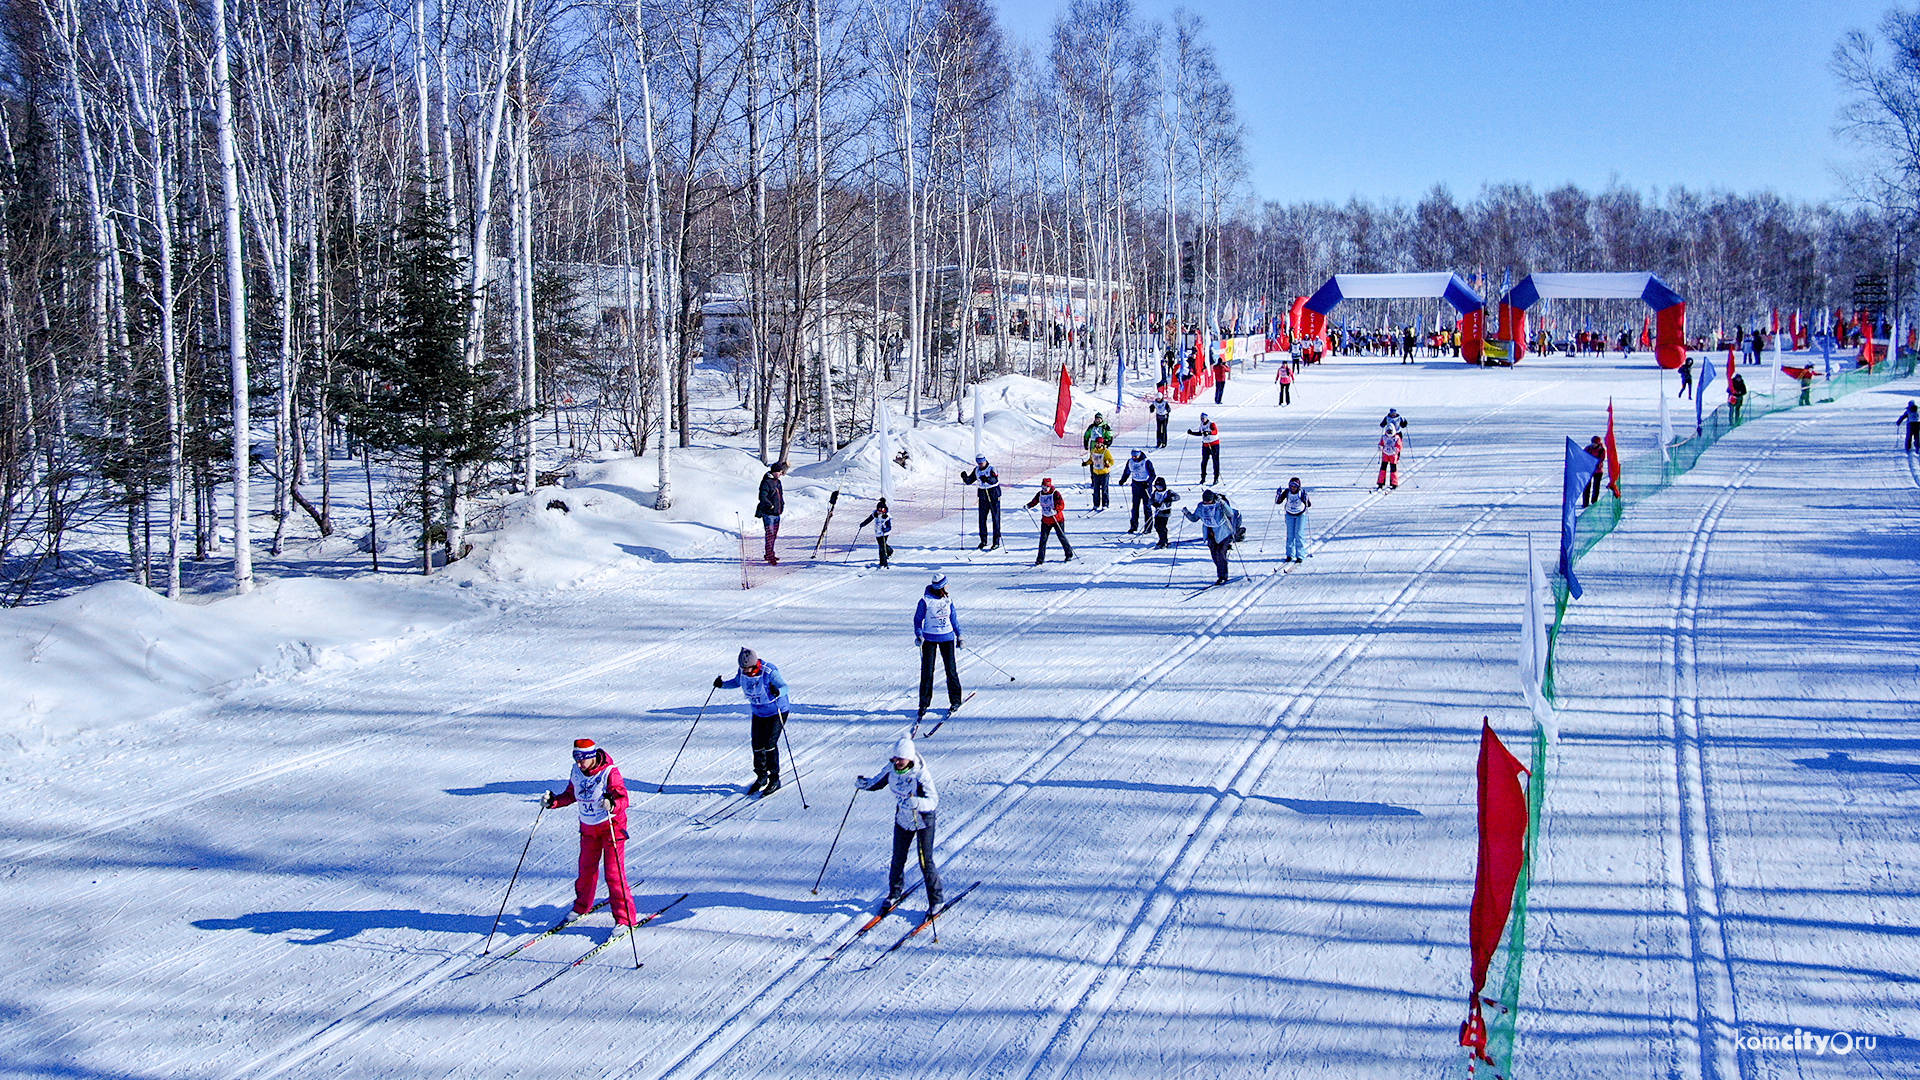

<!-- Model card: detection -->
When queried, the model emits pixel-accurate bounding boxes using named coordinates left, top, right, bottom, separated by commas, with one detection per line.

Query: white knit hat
left=891, top=736, right=916, bottom=763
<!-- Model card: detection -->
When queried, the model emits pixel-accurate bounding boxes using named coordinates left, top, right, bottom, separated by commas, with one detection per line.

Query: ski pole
left=812, top=788, right=861, bottom=894
left=961, top=643, right=1016, bottom=682
left=842, top=521, right=867, bottom=564
left=1258, top=502, right=1277, bottom=553
left=483, top=802, right=546, bottom=954
left=659, top=685, right=717, bottom=793
left=777, top=714, right=808, bottom=809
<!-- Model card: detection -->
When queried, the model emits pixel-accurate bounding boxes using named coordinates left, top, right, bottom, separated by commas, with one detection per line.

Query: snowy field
left=2, top=352, right=1916, bottom=1079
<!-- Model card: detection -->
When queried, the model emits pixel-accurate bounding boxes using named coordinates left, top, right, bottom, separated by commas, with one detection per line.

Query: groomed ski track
left=2, top=357, right=1915, bottom=1079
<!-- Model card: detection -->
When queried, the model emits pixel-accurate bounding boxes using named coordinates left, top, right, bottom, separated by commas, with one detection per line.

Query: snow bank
left=0, top=577, right=485, bottom=748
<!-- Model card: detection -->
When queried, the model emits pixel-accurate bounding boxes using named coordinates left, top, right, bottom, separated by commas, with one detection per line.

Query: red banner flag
left=1469, top=717, right=1529, bottom=994
left=1639, top=313, right=1652, bottom=349
left=1052, top=365, right=1073, bottom=438
left=1726, top=348, right=1735, bottom=393
left=1859, top=312, right=1878, bottom=369
left=1605, top=399, right=1621, bottom=498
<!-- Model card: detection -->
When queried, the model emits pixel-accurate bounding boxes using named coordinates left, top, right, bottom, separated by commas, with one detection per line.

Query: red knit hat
left=573, top=738, right=597, bottom=755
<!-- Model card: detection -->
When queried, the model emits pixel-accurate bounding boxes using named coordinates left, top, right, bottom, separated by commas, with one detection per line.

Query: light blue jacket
left=721, top=662, right=790, bottom=717
left=1184, top=500, right=1234, bottom=543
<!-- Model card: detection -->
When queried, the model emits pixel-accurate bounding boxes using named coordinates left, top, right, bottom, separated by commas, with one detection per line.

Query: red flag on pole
left=1726, top=348, right=1735, bottom=393
left=1639, top=313, right=1652, bottom=349
left=1052, top=365, right=1073, bottom=438
left=1605, top=399, right=1621, bottom=498
left=1859, top=311, right=1878, bottom=368
left=1462, top=717, right=1529, bottom=1060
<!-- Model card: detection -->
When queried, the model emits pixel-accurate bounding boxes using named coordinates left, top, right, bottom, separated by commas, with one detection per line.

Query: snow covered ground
left=2, top=352, right=1915, bottom=1079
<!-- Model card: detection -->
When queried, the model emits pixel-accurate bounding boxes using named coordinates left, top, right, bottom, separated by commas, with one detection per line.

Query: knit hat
left=738, top=647, right=758, bottom=670
left=1132, top=449, right=1145, bottom=458
left=1153, top=477, right=1167, bottom=489
left=1200, top=412, right=1210, bottom=421
left=891, top=736, right=916, bottom=764
left=1202, top=489, right=1217, bottom=502
left=572, top=738, right=598, bottom=757
left=1041, top=477, right=1054, bottom=487
left=930, top=572, right=947, bottom=589
left=976, top=455, right=988, bottom=466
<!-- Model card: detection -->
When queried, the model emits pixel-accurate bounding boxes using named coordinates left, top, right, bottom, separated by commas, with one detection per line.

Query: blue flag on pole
left=1559, top=437, right=1601, bottom=598
left=1115, top=343, right=1125, bottom=414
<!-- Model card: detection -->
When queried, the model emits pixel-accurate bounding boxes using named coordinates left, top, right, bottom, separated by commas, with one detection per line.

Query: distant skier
left=1147, top=477, right=1180, bottom=548
left=913, top=572, right=963, bottom=727
left=858, top=498, right=894, bottom=569
left=1082, top=412, right=1113, bottom=452
left=960, top=456, right=1002, bottom=549
left=855, top=736, right=944, bottom=915
left=1184, top=489, right=1236, bottom=584
left=714, top=648, right=790, bottom=795
left=1151, top=392, right=1172, bottom=447
left=1187, top=413, right=1221, bottom=484
left=1083, top=438, right=1114, bottom=511
left=1902, top=400, right=1919, bottom=452
left=1121, top=449, right=1158, bottom=532
left=543, top=738, right=637, bottom=927
left=1678, top=355, right=1694, bottom=399
left=754, top=461, right=788, bottom=565
left=1212, top=353, right=1229, bottom=403
left=1276, top=364, right=1293, bottom=406
left=1579, top=436, right=1606, bottom=508
left=1729, top=373, right=1748, bottom=423
left=1275, top=476, right=1310, bottom=563
left=1376, top=427, right=1404, bottom=490
left=1379, top=408, right=1407, bottom=434
left=1024, top=478, right=1074, bottom=565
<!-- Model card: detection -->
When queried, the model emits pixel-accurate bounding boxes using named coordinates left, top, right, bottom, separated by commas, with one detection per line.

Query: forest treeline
left=0, top=0, right=1904, bottom=602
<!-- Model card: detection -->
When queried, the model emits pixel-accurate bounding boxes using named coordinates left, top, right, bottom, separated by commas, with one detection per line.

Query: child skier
left=1151, top=393, right=1172, bottom=447
left=1275, top=477, right=1310, bottom=563
left=543, top=738, right=637, bottom=927
left=714, top=648, right=790, bottom=795
left=1148, top=477, right=1180, bottom=548
left=858, top=498, right=894, bottom=568
left=1184, top=489, right=1236, bottom=584
left=1377, top=427, right=1404, bottom=490
left=913, top=573, right=963, bottom=727
left=855, top=736, right=944, bottom=915
left=1024, top=478, right=1074, bottom=564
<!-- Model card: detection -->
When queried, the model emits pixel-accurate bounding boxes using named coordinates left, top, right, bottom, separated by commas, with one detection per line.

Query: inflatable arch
left=1498, top=272, right=1688, bottom=369
left=1303, top=272, right=1487, bottom=363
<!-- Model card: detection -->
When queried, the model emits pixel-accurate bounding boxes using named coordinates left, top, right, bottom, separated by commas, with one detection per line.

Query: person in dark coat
left=754, top=461, right=788, bottom=565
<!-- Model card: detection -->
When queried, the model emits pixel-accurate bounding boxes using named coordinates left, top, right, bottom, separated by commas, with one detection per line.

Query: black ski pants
left=1199, top=443, right=1220, bottom=483
left=1090, top=471, right=1110, bottom=508
left=918, top=639, right=962, bottom=712
left=751, top=711, right=786, bottom=783
left=889, top=812, right=945, bottom=907
left=877, top=535, right=893, bottom=567
left=1153, top=512, right=1171, bottom=547
left=1037, top=519, right=1073, bottom=562
left=1155, top=416, right=1169, bottom=447
left=1205, top=537, right=1230, bottom=582
left=1129, top=481, right=1152, bottom=530
left=1907, top=422, right=1919, bottom=451
left=975, top=489, right=1002, bottom=545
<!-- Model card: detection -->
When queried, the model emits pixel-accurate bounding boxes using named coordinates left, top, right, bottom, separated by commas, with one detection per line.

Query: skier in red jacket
left=1024, top=478, right=1075, bottom=565
left=545, top=738, right=637, bottom=926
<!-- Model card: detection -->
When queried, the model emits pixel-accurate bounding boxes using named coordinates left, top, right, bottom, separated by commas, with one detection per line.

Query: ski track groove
left=1662, top=413, right=1817, bottom=1080
left=630, top=387, right=1557, bottom=1080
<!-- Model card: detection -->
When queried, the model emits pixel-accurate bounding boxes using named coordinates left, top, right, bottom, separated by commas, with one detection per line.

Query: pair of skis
left=913, top=691, right=975, bottom=739
left=820, top=880, right=981, bottom=965
left=511, top=893, right=689, bottom=997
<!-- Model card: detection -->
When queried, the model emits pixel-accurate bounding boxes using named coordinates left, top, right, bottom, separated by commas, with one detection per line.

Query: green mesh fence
left=1474, top=349, right=1918, bottom=1079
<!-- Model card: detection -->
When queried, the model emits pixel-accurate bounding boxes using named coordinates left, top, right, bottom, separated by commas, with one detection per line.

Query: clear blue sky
left=995, top=0, right=1893, bottom=207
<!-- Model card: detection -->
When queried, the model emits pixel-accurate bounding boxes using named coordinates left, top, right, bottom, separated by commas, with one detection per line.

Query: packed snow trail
left=2, top=358, right=1915, bottom=1080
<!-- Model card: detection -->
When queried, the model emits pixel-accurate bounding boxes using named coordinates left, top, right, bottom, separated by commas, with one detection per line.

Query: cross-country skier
left=1148, top=477, right=1180, bottom=548
left=1025, top=478, right=1075, bottom=564
left=1083, top=438, right=1114, bottom=511
left=1902, top=400, right=1919, bottom=452
left=1151, top=392, right=1172, bottom=447
left=858, top=498, right=893, bottom=568
left=1377, top=427, right=1404, bottom=490
left=1275, top=477, right=1310, bottom=563
left=959, top=456, right=1002, bottom=549
left=1276, top=364, right=1293, bottom=406
left=855, top=736, right=944, bottom=915
left=1121, top=449, right=1158, bottom=532
left=1678, top=355, right=1694, bottom=398
left=913, top=573, right=963, bottom=726
left=1184, top=489, right=1235, bottom=584
left=754, top=461, right=788, bottom=565
left=714, top=648, right=790, bottom=795
left=543, top=738, right=637, bottom=927
left=1379, top=408, right=1407, bottom=434
left=1082, top=412, right=1113, bottom=452
left=1187, top=413, right=1221, bottom=484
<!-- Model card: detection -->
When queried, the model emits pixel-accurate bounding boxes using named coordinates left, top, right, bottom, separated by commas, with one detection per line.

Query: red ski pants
left=575, top=821, right=638, bottom=925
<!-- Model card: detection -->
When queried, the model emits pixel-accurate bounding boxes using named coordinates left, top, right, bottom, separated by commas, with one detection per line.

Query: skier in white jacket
left=856, top=736, right=945, bottom=911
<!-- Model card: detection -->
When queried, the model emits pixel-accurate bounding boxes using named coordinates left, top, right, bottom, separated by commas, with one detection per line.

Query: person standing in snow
left=1729, top=372, right=1749, bottom=423
left=1579, top=436, right=1607, bottom=508
left=1275, top=477, right=1310, bottom=563
left=1184, top=489, right=1235, bottom=584
left=714, top=648, right=790, bottom=795
left=1121, top=449, right=1158, bottom=532
left=1187, top=413, right=1221, bottom=484
left=1025, top=478, right=1074, bottom=564
left=1276, top=364, right=1293, bottom=406
left=855, top=736, right=944, bottom=913
left=1082, top=412, right=1113, bottom=452
left=1151, top=392, right=1172, bottom=447
left=1083, top=438, right=1115, bottom=511
left=1379, top=408, right=1407, bottom=434
left=912, top=573, right=963, bottom=727
left=1147, top=477, right=1180, bottom=548
left=960, top=456, right=1002, bottom=549
left=1376, top=427, right=1404, bottom=490
left=1211, top=354, right=1230, bottom=404
left=1678, top=355, right=1694, bottom=399
left=1797, top=366, right=1815, bottom=406
left=1902, top=400, right=1919, bottom=452
left=858, top=498, right=894, bottom=569
left=754, top=461, right=788, bottom=565
left=544, top=738, right=637, bottom=927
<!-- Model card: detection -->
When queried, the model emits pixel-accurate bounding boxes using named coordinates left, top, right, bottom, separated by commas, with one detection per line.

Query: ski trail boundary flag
left=1461, top=717, right=1530, bottom=1066
left=1053, top=366, right=1073, bottom=438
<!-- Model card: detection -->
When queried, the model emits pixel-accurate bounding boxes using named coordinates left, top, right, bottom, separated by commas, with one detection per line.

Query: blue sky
left=995, top=0, right=1892, bottom=207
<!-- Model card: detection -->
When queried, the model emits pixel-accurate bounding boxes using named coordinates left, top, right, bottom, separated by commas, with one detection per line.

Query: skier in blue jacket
left=1184, top=490, right=1235, bottom=585
left=714, top=647, right=791, bottom=795
left=913, top=573, right=964, bottom=729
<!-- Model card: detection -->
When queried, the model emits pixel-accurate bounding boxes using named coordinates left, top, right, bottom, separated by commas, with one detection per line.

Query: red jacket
left=1025, top=486, right=1068, bottom=524
left=551, top=753, right=630, bottom=838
